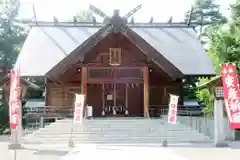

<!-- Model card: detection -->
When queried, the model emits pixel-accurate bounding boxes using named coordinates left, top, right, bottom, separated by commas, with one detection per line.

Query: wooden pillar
left=143, top=66, right=149, bottom=117
left=113, top=83, right=116, bottom=107
left=125, top=84, right=128, bottom=114
left=81, top=67, right=87, bottom=99
left=102, top=83, right=105, bottom=115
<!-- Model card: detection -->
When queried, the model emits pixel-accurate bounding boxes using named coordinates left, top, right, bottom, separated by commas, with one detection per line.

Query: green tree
left=197, top=0, right=240, bottom=115
left=208, top=0, right=240, bottom=76
left=183, top=0, right=227, bottom=102
left=0, top=0, right=27, bottom=133
left=230, top=0, right=240, bottom=27
left=196, top=78, right=214, bottom=116
left=185, top=0, right=227, bottom=40
left=0, top=0, right=27, bottom=68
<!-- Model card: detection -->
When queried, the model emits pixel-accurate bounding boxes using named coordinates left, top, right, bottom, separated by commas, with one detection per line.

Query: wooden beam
left=143, top=66, right=149, bottom=117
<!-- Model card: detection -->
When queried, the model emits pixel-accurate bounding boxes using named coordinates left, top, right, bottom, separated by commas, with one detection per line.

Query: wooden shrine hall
left=15, top=7, right=215, bottom=117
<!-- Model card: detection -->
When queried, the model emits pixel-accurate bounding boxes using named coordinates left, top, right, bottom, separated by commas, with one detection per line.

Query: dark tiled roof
left=132, top=28, right=215, bottom=75
left=15, top=23, right=215, bottom=76
left=16, top=27, right=99, bottom=76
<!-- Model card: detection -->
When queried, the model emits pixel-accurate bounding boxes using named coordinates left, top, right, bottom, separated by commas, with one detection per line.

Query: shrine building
left=15, top=10, right=215, bottom=117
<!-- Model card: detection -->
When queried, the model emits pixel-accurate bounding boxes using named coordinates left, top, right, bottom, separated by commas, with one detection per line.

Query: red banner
left=168, top=94, right=179, bottom=124
left=9, top=68, right=21, bottom=129
left=221, top=63, right=240, bottom=129
left=74, top=94, right=85, bottom=124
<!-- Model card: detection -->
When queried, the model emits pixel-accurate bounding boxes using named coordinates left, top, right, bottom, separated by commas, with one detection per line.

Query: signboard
left=107, top=95, right=113, bottom=100
left=9, top=68, right=21, bottom=129
left=73, top=94, right=85, bottom=124
left=221, top=63, right=240, bottom=129
left=167, top=94, right=179, bottom=124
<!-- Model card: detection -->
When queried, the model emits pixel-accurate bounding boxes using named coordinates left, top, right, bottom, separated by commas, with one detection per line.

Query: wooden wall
left=45, top=83, right=80, bottom=107
left=149, top=85, right=182, bottom=106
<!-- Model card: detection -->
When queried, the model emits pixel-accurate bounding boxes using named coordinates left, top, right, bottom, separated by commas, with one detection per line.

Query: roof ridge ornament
left=89, top=4, right=142, bottom=25
left=16, top=4, right=196, bottom=28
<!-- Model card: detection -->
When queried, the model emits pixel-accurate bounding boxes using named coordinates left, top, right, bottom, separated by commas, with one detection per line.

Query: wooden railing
left=25, top=106, right=73, bottom=118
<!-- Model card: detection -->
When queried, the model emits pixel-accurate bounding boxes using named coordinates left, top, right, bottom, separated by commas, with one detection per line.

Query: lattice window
left=109, top=48, right=121, bottom=66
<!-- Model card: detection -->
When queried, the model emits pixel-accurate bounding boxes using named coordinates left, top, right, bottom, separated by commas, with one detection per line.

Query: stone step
left=33, top=130, right=201, bottom=136
left=26, top=134, right=208, bottom=139
left=35, top=129, right=193, bottom=133
left=22, top=138, right=210, bottom=144
left=22, top=118, right=211, bottom=144
left=43, top=125, right=192, bottom=129
left=25, top=133, right=209, bottom=140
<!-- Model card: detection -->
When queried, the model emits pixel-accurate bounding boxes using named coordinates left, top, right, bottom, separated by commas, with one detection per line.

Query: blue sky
left=18, top=0, right=233, bottom=22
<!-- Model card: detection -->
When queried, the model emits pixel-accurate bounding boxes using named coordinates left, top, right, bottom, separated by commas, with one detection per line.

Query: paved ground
left=1, top=141, right=240, bottom=160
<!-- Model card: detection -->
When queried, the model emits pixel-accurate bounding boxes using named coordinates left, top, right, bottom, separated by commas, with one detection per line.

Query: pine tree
left=185, top=0, right=227, bottom=39
left=230, top=0, right=240, bottom=27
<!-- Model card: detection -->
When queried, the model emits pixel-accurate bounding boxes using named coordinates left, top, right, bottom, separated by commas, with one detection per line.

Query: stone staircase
left=21, top=118, right=211, bottom=144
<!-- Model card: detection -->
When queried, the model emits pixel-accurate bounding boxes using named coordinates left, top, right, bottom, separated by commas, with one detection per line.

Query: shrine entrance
left=102, top=83, right=127, bottom=117
left=85, top=66, right=147, bottom=117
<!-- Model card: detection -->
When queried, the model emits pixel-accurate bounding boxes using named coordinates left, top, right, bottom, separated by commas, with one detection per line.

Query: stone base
left=162, top=140, right=168, bottom=147
left=8, top=143, right=23, bottom=150
left=68, top=140, right=75, bottom=148
left=214, top=141, right=229, bottom=147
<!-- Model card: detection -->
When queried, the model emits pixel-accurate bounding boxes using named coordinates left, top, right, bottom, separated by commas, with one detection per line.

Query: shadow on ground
left=91, top=140, right=240, bottom=150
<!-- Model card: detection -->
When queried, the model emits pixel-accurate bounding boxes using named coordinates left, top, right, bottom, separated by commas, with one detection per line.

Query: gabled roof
left=0, top=74, right=41, bottom=90
left=15, top=22, right=215, bottom=77
left=197, top=75, right=221, bottom=90
left=132, top=28, right=214, bottom=76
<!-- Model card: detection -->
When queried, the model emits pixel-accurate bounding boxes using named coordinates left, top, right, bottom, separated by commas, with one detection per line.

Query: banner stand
left=8, top=103, right=23, bottom=150
left=163, top=94, right=179, bottom=147
left=8, top=129, right=22, bottom=150
left=68, top=120, right=75, bottom=148
left=8, top=68, right=23, bottom=151
left=68, top=94, right=85, bottom=148
left=162, top=121, right=168, bottom=147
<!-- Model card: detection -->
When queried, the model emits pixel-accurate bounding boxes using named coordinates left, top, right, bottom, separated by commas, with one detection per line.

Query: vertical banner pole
left=163, top=94, right=179, bottom=147
left=13, top=149, right=17, bottom=160
left=68, top=118, right=74, bottom=148
left=68, top=94, right=85, bottom=148
left=8, top=67, right=22, bottom=150
left=220, top=63, right=240, bottom=129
